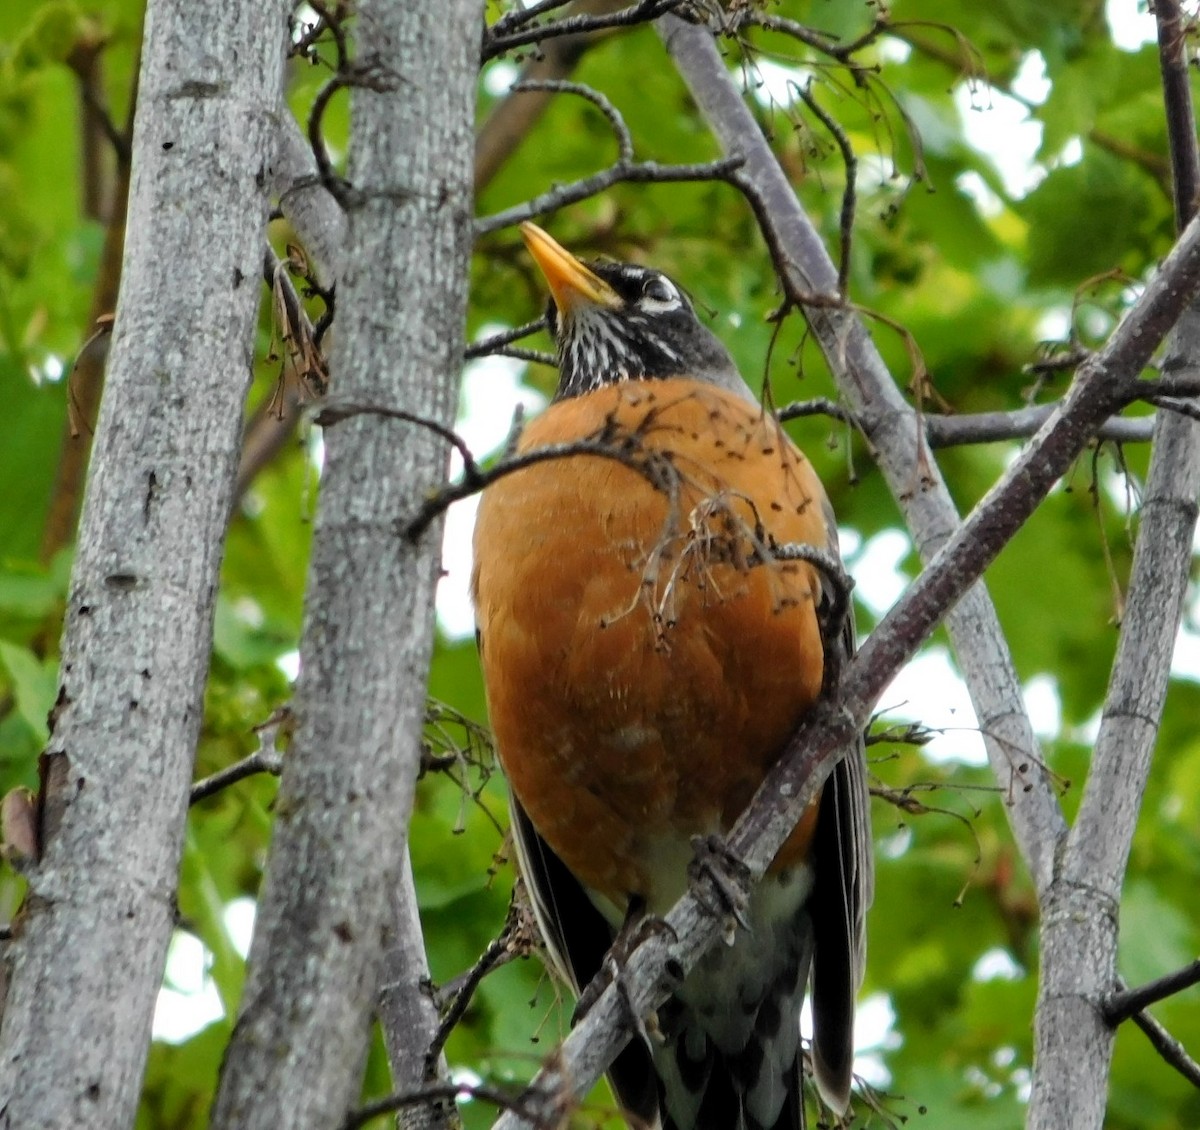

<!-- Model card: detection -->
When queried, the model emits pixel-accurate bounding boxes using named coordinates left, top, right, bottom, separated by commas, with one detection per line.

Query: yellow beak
left=520, top=222, right=622, bottom=315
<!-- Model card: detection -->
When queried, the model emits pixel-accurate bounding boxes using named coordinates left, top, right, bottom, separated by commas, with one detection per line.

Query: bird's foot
left=688, top=833, right=753, bottom=944
left=573, top=903, right=676, bottom=1046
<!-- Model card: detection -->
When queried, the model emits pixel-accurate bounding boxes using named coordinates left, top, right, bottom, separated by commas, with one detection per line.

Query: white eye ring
left=639, top=274, right=680, bottom=309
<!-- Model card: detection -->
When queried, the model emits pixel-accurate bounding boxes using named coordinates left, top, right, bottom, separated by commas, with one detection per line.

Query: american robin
left=472, top=223, right=872, bottom=1130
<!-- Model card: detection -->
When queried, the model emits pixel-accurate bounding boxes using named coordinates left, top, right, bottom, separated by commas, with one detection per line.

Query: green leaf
left=0, top=639, right=56, bottom=742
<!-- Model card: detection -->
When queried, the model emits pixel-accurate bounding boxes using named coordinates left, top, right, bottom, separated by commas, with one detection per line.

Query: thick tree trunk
left=209, top=3, right=479, bottom=1127
left=0, top=1, right=289, bottom=1126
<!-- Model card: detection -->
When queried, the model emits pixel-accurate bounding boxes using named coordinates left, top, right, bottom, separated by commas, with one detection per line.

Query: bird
left=471, top=222, right=872, bottom=1130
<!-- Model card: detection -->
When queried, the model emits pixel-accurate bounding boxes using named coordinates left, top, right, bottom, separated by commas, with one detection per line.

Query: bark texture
left=0, top=1, right=289, bottom=1126
left=209, top=3, right=479, bottom=1127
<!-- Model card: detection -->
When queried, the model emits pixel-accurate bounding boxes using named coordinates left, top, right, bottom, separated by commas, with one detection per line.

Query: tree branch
left=208, top=3, right=478, bottom=1126
left=778, top=398, right=1160, bottom=447
left=1129, top=1007, right=1200, bottom=1090
left=475, top=155, right=743, bottom=236
left=481, top=0, right=684, bottom=62
left=189, top=710, right=291, bottom=806
left=1104, top=961, right=1200, bottom=1026
left=1028, top=5, right=1200, bottom=1123
left=0, top=2, right=291, bottom=1122
left=476, top=0, right=631, bottom=191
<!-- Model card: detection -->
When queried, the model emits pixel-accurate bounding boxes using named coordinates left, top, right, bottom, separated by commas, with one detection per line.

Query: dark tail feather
left=656, top=1020, right=806, bottom=1130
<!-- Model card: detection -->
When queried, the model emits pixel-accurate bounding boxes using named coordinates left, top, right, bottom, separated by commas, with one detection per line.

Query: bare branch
left=1104, top=961, right=1200, bottom=1026
left=208, top=3, right=477, bottom=1125
left=402, top=428, right=679, bottom=540
left=476, top=155, right=743, bottom=236
left=425, top=893, right=536, bottom=1073
left=0, top=1, right=291, bottom=1123
left=778, top=399, right=1160, bottom=446
left=190, top=711, right=291, bottom=806
left=924, top=406, right=1157, bottom=447
left=792, top=81, right=856, bottom=294
left=476, top=1, right=633, bottom=192
left=1027, top=5, right=1200, bottom=1126
left=1129, top=1006, right=1200, bottom=1090
left=513, top=79, right=633, bottom=162
left=347, top=1081, right=537, bottom=1130
left=314, top=399, right=481, bottom=483
left=465, top=319, right=548, bottom=359
left=190, top=749, right=284, bottom=806
left=491, top=0, right=576, bottom=36
left=482, top=0, right=685, bottom=62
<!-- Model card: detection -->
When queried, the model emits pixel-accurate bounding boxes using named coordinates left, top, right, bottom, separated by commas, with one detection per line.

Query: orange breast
left=472, top=378, right=830, bottom=909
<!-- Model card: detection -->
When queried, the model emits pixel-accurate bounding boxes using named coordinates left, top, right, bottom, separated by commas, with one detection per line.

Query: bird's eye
left=640, top=275, right=678, bottom=305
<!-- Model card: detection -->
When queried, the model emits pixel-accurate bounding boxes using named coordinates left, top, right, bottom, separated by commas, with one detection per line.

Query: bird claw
left=573, top=907, right=677, bottom=1047
left=688, top=833, right=752, bottom=942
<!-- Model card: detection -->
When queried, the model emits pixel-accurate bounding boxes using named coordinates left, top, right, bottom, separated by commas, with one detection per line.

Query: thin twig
left=189, top=749, right=285, bottom=806
left=190, top=711, right=292, bottom=805
left=402, top=430, right=677, bottom=540
left=313, top=400, right=480, bottom=482
left=425, top=934, right=514, bottom=1073
left=488, top=345, right=557, bottom=366
left=1129, top=1007, right=1200, bottom=1089
left=925, top=407, right=1157, bottom=447
left=777, top=398, right=1159, bottom=446
left=482, top=0, right=685, bottom=61
left=344, top=1081, right=537, bottom=1130
left=491, top=0, right=576, bottom=37
left=513, top=79, right=634, bottom=162
left=792, top=80, right=857, bottom=294
left=1103, top=961, right=1200, bottom=1026
left=776, top=397, right=857, bottom=427
left=476, top=155, right=744, bottom=236
left=464, top=319, right=548, bottom=359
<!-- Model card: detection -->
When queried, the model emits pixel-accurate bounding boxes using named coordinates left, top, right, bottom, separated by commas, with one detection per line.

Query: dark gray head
left=521, top=222, right=746, bottom=402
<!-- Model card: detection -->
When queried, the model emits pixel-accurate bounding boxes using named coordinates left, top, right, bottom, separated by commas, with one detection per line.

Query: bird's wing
left=808, top=507, right=875, bottom=1111
left=509, top=796, right=662, bottom=1127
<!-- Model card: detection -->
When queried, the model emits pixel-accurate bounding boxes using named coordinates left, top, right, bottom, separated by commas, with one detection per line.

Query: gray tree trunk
left=209, top=2, right=480, bottom=1126
left=0, top=0, right=289, bottom=1126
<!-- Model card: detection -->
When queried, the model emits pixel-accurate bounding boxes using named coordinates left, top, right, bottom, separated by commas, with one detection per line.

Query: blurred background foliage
left=1, top=0, right=1199, bottom=1127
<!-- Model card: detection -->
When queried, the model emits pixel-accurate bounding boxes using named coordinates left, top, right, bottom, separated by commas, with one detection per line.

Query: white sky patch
left=747, top=58, right=804, bottom=108
left=1022, top=674, right=1062, bottom=739
left=954, top=57, right=1046, bottom=199
left=1172, top=587, right=1200, bottom=682
left=850, top=528, right=910, bottom=616
left=881, top=646, right=987, bottom=765
left=152, top=898, right=258, bottom=1043
left=1010, top=51, right=1051, bottom=105
left=878, top=36, right=912, bottom=65
left=1108, top=0, right=1156, bottom=50
left=153, top=931, right=224, bottom=1043
left=308, top=425, right=326, bottom=477
left=34, top=355, right=65, bottom=385
left=225, top=897, right=257, bottom=959
left=972, top=947, right=1024, bottom=982
left=276, top=648, right=301, bottom=681
left=955, top=170, right=1005, bottom=218
left=853, top=992, right=901, bottom=1087
left=1035, top=305, right=1073, bottom=343
left=437, top=348, right=548, bottom=640
left=483, top=60, right=520, bottom=98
